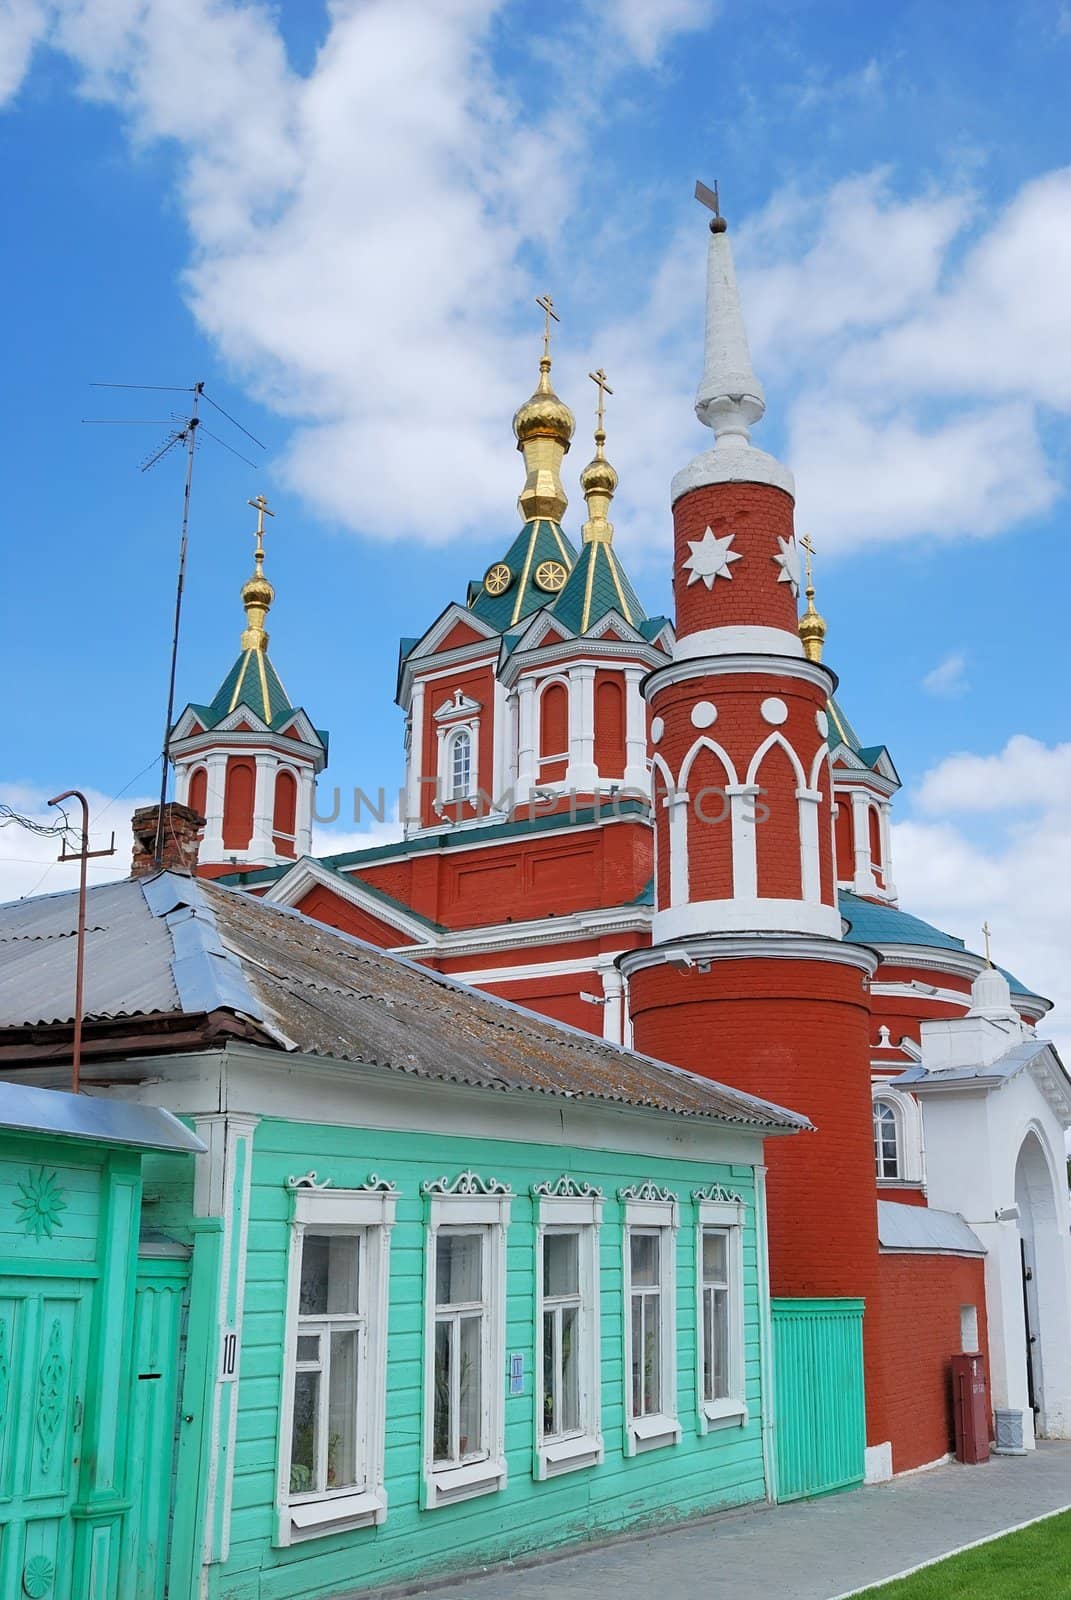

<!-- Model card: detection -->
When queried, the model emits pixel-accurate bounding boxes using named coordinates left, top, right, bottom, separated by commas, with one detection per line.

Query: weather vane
left=694, top=178, right=727, bottom=233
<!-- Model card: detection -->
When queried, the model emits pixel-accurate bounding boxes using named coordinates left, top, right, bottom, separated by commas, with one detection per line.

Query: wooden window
left=622, top=1195, right=679, bottom=1454
left=874, top=1099, right=900, bottom=1180
left=448, top=729, right=473, bottom=800
left=535, top=1192, right=602, bottom=1478
left=695, top=1195, right=748, bottom=1431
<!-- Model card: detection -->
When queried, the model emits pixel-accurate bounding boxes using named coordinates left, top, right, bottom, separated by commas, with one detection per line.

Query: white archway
left=1014, top=1129, right=1071, bottom=1437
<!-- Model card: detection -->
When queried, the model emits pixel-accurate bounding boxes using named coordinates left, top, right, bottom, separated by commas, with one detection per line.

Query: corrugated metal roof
left=0, top=874, right=809, bottom=1134
left=0, top=878, right=179, bottom=1024
left=877, top=1200, right=984, bottom=1256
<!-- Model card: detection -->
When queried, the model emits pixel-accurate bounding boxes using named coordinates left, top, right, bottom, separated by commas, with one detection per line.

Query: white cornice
left=619, top=933, right=878, bottom=979
left=643, top=652, right=834, bottom=699
left=865, top=945, right=1050, bottom=1017
left=499, top=636, right=666, bottom=688
left=170, top=726, right=325, bottom=770
left=399, top=905, right=654, bottom=962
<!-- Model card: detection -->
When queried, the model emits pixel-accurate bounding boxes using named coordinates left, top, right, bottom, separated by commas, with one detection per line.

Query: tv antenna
left=83, top=381, right=267, bottom=864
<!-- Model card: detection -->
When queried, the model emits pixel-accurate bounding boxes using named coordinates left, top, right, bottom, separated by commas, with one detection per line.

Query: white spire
left=671, top=213, right=794, bottom=505
left=695, top=226, right=766, bottom=442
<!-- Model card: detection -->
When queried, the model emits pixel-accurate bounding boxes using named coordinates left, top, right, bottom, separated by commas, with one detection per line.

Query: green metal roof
left=827, top=696, right=862, bottom=753
left=551, top=539, right=647, bottom=636
left=467, top=519, right=578, bottom=631
left=839, top=891, right=1040, bottom=999
left=203, top=648, right=294, bottom=729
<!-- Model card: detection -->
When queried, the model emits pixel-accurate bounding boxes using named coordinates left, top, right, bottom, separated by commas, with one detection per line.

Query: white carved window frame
left=695, top=1196, right=748, bottom=1433
left=534, top=1191, right=604, bottom=1480
left=275, top=1185, right=396, bottom=1546
left=622, top=1194, right=680, bottom=1456
left=871, top=1082, right=925, bottom=1187
left=422, top=1190, right=511, bottom=1509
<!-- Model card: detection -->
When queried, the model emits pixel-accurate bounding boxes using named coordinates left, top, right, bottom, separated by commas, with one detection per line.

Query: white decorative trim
left=695, top=1195, right=748, bottom=1434
left=621, top=931, right=878, bottom=980
left=287, top=1170, right=332, bottom=1190
left=619, top=1180, right=677, bottom=1205
left=681, top=527, right=742, bottom=589
left=421, top=1171, right=513, bottom=1197
left=651, top=896, right=843, bottom=942
left=532, top=1175, right=604, bottom=1199
left=264, top=858, right=435, bottom=945
left=673, top=625, right=804, bottom=662
left=651, top=654, right=827, bottom=700
left=872, top=1084, right=925, bottom=1186
left=692, top=1183, right=745, bottom=1205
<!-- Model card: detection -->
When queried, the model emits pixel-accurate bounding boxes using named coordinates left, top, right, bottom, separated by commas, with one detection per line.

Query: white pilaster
left=294, top=763, right=314, bottom=855
left=597, top=962, right=625, bottom=1045
left=405, top=679, right=426, bottom=834
left=878, top=798, right=897, bottom=901
left=200, top=751, right=229, bottom=863
left=250, top=752, right=278, bottom=861
left=492, top=674, right=509, bottom=807
left=623, top=667, right=649, bottom=791
left=850, top=790, right=877, bottom=896
left=515, top=676, right=538, bottom=803
left=796, top=787, right=823, bottom=906
left=568, top=664, right=598, bottom=791
left=726, top=783, right=760, bottom=902
left=667, top=792, right=690, bottom=908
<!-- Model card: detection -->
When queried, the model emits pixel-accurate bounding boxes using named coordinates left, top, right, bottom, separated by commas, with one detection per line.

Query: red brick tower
left=621, top=198, right=888, bottom=1467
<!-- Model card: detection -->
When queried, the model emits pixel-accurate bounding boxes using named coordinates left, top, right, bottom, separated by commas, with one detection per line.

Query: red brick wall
left=295, top=883, right=416, bottom=947
left=879, top=1252, right=991, bottom=1473
left=672, top=482, right=798, bottom=641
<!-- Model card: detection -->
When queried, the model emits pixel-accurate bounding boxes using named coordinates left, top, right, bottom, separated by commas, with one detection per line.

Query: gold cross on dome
left=247, top=493, right=274, bottom=564
left=801, top=532, right=816, bottom=588
left=588, top=367, right=613, bottom=432
left=536, top=292, right=559, bottom=359
left=982, top=920, right=993, bottom=967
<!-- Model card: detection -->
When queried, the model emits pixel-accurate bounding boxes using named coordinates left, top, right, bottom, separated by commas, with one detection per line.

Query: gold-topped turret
left=798, top=533, right=827, bottom=664
left=240, top=493, right=276, bottom=652
left=513, top=293, right=575, bottom=524
left=580, top=367, right=618, bottom=545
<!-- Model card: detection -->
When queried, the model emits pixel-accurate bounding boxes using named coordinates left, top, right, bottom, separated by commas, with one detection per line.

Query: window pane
left=704, top=1286, right=729, bottom=1402
left=544, top=1232, right=579, bottom=1298
left=436, top=1232, right=482, bottom=1307
left=327, top=1329, right=360, bottom=1489
left=643, top=1297, right=661, bottom=1414
left=295, top=1333, right=320, bottom=1364
left=560, top=1304, right=580, bottom=1433
left=543, top=1308, right=557, bottom=1437
left=433, top=1320, right=452, bottom=1462
left=459, top=1312, right=483, bottom=1457
left=290, top=1369, right=319, bottom=1493
left=630, top=1295, right=643, bottom=1416
left=703, top=1229, right=728, bottom=1285
left=630, top=1231, right=660, bottom=1287
left=300, top=1233, right=359, bottom=1316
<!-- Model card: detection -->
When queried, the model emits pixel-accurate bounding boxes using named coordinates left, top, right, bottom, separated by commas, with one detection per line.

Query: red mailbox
left=952, top=1352, right=990, bottom=1464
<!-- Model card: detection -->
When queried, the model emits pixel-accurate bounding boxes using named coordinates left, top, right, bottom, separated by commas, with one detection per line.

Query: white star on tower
left=772, top=534, right=802, bottom=598
left=682, top=526, right=742, bottom=589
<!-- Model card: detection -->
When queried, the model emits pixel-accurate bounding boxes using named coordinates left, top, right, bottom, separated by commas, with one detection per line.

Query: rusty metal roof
left=0, top=873, right=809, bottom=1134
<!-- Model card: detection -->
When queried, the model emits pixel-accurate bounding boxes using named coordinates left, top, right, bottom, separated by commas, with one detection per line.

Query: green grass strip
left=850, top=1509, right=1071, bottom=1598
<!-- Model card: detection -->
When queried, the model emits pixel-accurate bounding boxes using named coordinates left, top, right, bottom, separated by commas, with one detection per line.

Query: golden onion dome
left=241, top=572, right=275, bottom=610
left=580, top=448, right=618, bottom=497
left=799, top=599, right=827, bottom=663
left=513, top=356, right=575, bottom=450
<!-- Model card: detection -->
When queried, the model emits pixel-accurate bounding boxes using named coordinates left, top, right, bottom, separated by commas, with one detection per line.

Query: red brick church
left=164, top=199, right=1071, bottom=1482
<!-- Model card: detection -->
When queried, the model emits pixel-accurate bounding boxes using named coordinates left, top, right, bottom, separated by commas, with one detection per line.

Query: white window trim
left=423, top=1191, right=511, bottom=1509
left=871, top=1083, right=925, bottom=1187
left=275, top=1186, right=396, bottom=1547
left=534, top=1192, right=603, bottom=1480
left=622, top=1195, right=680, bottom=1456
left=695, top=1197, right=748, bottom=1433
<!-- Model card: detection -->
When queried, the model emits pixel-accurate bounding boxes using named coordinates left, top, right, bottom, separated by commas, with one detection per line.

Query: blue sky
left=3, top=0, right=1070, bottom=1044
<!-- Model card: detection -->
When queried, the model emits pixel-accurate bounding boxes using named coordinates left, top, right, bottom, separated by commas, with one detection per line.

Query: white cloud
left=915, top=734, right=1071, bottom=813
left=894, top=735, right=1071, bottom=1059
left=0, top=0, right=50, bottom=105
left=921, top=651, right=969, bottom=697
left=598, top=0, right=717, bottom=67
left=0, top=782, right=145, bottom=905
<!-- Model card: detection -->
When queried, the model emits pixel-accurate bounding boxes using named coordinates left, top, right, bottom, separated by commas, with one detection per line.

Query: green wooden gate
left=122, top=1256, right=190, bottom=1600
left=771, top=1298, right=866, bottom=1502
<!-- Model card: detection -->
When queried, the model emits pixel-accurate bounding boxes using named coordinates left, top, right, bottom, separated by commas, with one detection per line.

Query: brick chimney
left=131, top=802, right=205, bottom=877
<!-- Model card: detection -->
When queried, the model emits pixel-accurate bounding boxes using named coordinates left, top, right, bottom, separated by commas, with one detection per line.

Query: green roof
left=467, top=519, right=578, bottom=631
left=839, top=892, right=1041, bottom=999
left=552, top=539, right=647, bottom=636
left=827, top=696, right=862, bottom=753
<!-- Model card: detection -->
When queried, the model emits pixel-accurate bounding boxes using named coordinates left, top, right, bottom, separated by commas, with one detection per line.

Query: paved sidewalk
left=408, top=1443, right=1071, bottom=1600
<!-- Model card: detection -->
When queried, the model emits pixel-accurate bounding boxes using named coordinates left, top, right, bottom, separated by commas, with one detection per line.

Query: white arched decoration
left=871, top=1083, right=924, bottom=1186
left=1014, top=1126, right=1071, bottom=1437
left=748, top=731, right=822, bottom=905
left=649, top=753, right=682, bottom=908
left=445, top=726, right=474, bottom=800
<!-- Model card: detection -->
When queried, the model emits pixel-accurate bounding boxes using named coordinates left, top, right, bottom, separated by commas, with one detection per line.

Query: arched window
left=873, top=1099, right=900, bottom=1180
left=448, top=728, right=473, bottom=800
left=222, top=758, right=255, bottom=851
left=539, top=681, right=569, bottom=759
left=187, top=766, right=208, bottom=821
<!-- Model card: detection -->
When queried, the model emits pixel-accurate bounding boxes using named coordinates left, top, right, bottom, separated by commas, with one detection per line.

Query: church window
left=623, top=1195, right=680, bottom=1454
left=874, top=1099, right=900, bottom=1179
left=448, top=729, right=473, bottom=800
left=277, top=1184, right=395, bottom=1544
left=535, top=1190, right=602, bottom=1478
left=695, top=1194, right=748, bottom=1430
left=424, top=1189, right=510, bottom=1508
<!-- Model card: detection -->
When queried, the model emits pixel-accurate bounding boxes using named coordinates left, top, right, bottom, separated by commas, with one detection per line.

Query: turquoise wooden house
left=0, top=870, right=808, bottom=1599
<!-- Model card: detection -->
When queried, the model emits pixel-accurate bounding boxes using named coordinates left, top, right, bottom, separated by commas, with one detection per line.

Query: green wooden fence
left=771, top=1298, right=866, bottom=1502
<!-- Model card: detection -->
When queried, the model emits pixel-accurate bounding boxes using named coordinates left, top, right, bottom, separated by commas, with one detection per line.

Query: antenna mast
left=154, top=382, right=202, bottom=865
